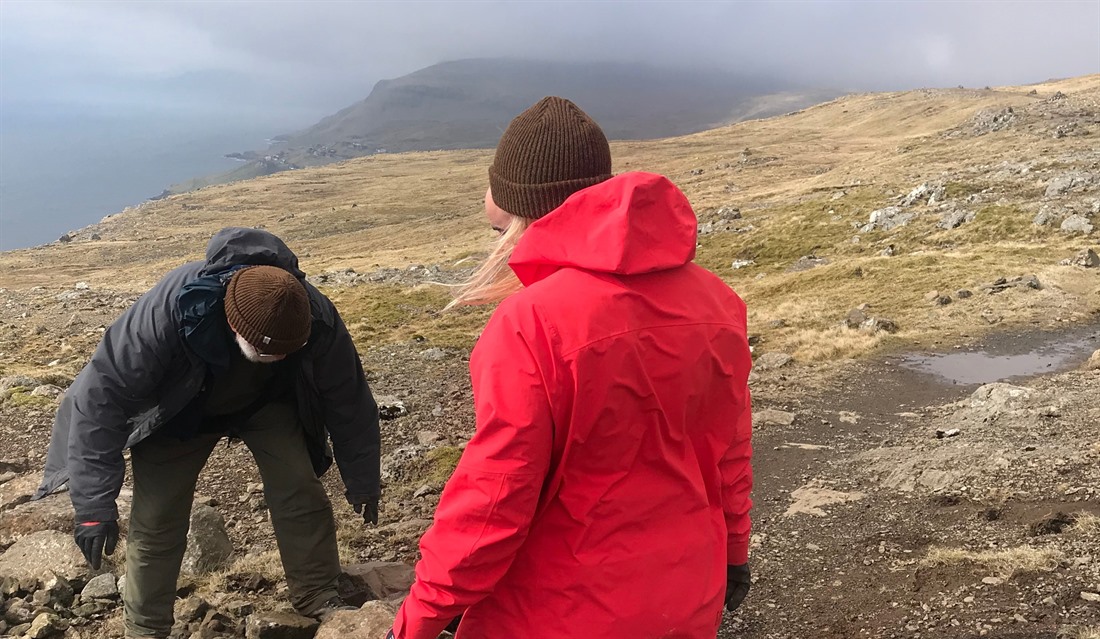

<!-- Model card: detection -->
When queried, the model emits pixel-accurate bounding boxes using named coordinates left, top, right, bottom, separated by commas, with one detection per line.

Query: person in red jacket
left=389, top=96, right=753, bottom=639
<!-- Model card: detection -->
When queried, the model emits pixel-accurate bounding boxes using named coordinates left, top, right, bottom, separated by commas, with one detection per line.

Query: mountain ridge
left=161, top=58, right=839, bottom=196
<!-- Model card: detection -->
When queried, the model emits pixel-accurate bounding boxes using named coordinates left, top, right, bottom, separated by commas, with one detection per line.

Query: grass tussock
left=775, top=325, right=888, bottom=362
left=202, top=550, right=285, bottom=589
left=1076, top=628, right=1100, bottom=639
left=921, top=545, right=1064, bottom=578
left=1069, top=511, right=1100, bottom=535
left=190, top=548, right=371, bottom=612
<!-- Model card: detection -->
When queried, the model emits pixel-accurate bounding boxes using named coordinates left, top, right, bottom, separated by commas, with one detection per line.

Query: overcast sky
left=3, top=0, right=1098, bottom=123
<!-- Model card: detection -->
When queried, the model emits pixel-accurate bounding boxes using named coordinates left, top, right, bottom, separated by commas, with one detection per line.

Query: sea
left=0, top=109, right=303, bottom=251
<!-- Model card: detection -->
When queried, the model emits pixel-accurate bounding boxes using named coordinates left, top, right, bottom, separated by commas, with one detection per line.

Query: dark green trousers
left=123, top=403, right=340, bottom=637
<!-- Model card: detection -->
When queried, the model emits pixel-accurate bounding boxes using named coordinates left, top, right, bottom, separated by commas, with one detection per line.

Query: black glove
left=352, top=497, right=379, bottom=526
left=725, top=563, right=750, bottom=612
left=74, top=520, right=119, bottom=570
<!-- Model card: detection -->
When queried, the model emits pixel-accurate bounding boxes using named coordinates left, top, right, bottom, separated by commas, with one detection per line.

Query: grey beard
left=235, top=333, right=276, bottom=364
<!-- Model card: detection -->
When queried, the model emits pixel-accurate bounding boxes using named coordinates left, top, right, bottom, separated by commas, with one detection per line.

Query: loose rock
left=1046, top=171, right=1096, bottom=197
left=754, top=409, right=796, bottom=427
left=1032, top=206, right=1060, bottom=227
left=755, top=352, right=793, bottom=370
left=342, top=562, right=416, bottom=600
left=181, top=504, right=233, bottom=576
left=862, top=317, right=898, bottom=334
left=938, top=209, right=975, bottom=230
left=245, top=611, right=319, bottom=639
left=861, top=206, right=913, bottom=233
left=377, top=396, right=408, bottom=420
left=419, top=348, right=446, bottom=361
left=844, top=307, right=869, bottom=329
left=315, top=601, right=398, bottom=639
left=25, top=612, right=65, bottom=639
left=788, top=255, right=829, bottom=272
left=1067, top=248, right=1099, bottom=267
left=1060, top=214, right=1094, bottom=234
left=80, top=573, right=118, bottom=600
left=30, top=385, right=63, bottom=399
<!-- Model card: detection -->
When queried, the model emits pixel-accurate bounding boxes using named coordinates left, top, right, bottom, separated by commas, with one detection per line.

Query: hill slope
left=7, top=74, right=1097, bottom=365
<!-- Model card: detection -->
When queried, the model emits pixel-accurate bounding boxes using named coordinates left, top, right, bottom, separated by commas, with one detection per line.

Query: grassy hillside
left=1, top=75, right=1097, bottom=377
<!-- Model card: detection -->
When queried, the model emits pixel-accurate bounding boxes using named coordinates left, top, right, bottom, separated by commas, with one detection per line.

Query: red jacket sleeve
left=721, top=385, right=753, bottom=565
left=392, top=307, right=554, bottom=639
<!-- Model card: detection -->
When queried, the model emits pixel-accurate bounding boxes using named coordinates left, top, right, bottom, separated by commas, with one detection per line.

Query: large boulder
left=1, top=486, right=133, bottom=546
left=0, top=530, right=100, bottom=583
left=1045, top=171, right=1096, bottom=197
left=966, top=383, right=1036, bottom=422
left=860, top=206, right=913, bottom=233
left=180, top=504, right=233, bottom=576
left=0, top=473, right=40, bottom=511
left=1061, top=215, right=1095, bottom=235
left=316, top=601, right=398, bottom=639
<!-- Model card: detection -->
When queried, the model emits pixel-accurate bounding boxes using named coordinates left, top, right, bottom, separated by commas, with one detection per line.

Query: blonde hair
left=448, top=216, right=532, bottom=308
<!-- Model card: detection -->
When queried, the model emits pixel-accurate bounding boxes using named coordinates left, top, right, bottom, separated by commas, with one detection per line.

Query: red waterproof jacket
left=392, top=172, right=753, bottom=639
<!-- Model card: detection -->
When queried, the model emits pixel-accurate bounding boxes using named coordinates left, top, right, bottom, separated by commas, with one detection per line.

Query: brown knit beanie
left=224, top=266, right=311, bottom=355
left=489, top=96, right=612, bottom=219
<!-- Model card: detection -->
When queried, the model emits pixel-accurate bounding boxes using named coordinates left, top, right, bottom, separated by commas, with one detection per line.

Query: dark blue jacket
left=35, top=228, right=381, bottom=521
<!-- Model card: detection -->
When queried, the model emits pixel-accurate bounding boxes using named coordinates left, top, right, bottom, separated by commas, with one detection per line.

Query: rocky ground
left=1, top=274, right=1098, bottom=638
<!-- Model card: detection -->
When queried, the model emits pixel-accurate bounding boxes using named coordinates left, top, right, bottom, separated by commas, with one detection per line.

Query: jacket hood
left=200, top=227, right=306, bottom=280
left=508, top=172, right=697, bottom=286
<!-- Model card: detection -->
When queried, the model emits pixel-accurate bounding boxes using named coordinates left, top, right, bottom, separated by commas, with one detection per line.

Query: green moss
left=425, top=446, right=464, bottom=484
left=3, top=387, right=56, bottom=409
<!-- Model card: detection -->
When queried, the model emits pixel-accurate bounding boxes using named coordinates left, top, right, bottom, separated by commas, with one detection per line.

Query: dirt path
left=726, top=328, right=1100, bottom=638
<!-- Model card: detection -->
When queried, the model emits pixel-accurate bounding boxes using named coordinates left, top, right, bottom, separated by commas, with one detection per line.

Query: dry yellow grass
left=192, top=541, right=359, bottom=609
left=2, top=75, right=1098, bottom=365
left=1069, top=511, right=1100, bottom=535
left=921, top=545, right=1065, bottom=578
left=1076, top=628, right=1100, bottom=639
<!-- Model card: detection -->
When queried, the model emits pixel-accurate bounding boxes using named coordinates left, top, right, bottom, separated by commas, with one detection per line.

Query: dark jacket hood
left=199, top=227, right=306, bottom=280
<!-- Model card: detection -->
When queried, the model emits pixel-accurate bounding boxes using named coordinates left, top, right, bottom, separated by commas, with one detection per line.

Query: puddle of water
left=901, top=331, right=1099, bottom=385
